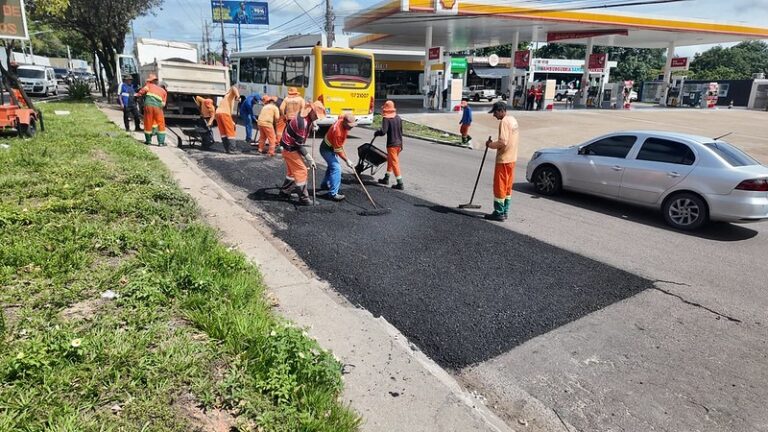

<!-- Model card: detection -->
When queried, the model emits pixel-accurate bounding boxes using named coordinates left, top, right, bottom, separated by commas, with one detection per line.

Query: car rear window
left=704, top=142, right=760, bottom=167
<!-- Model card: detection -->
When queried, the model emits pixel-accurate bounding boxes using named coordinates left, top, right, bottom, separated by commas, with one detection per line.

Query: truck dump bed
left=140, top=61, right=229, bottom=96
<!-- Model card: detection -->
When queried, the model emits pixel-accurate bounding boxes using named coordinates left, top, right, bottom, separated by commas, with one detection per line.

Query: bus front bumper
left=316, top=114, right=374, bottom=127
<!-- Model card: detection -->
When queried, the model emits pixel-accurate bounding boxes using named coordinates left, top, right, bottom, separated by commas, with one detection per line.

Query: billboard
left=1, top=0, right=29, bottom=40
left=211, top=1, right=269, bottom=25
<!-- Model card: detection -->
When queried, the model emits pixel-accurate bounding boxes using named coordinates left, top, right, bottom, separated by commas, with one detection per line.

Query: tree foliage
left=28, top=0, right=163, bottom=95
left=689, top=41, right=768, bottom=81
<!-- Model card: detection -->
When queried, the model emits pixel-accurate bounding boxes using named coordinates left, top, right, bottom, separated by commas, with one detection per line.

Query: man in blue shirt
left=117, top=75, right=141, bottom=132
left=239, top=93, right=262, bottom=143
left=459, top=97, right=472, bottom=147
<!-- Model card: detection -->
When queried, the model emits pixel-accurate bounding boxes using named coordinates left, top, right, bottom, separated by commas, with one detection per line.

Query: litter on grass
left=54, top=110, right=71, bottom=116
left=100, top=290, right=119, bottom=300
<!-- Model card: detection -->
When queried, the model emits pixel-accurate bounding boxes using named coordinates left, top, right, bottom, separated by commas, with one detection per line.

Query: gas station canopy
left=344, top=0, right=768, bottom=50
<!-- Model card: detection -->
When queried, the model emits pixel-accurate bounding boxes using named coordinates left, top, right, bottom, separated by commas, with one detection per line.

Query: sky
left=131, top=0, right=768, bottom=57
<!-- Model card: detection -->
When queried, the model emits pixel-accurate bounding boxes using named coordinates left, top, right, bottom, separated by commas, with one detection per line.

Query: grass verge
left=0, top=102, right=360, bottom=431
left=369, top=114, right=463, bottom=145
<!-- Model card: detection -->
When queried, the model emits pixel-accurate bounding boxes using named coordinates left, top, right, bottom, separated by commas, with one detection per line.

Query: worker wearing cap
left=279, top=101, right=327, bottom=205
left=239, top=92, right=262, bottom=143
left=321, top=113, right=357, bottom=201
left=484, top=101, right=519, bottom=222
left=135, top=74, right=168, bottom=146
left=277, top=87, right=305, bottom=141
left=194, top=96, right=216, bottom=127
left=118, top=75, right=141, bottom=132
left=257, top=95, right=280, bottom=156
left=215, top=85, right=241, bottom=153
left=374, top=100, right=405, bottom=190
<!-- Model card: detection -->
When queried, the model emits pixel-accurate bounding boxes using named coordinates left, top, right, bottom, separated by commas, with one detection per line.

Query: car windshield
left=17, top=69, right=45, bottom=79
left=704, top=141, right=761, bottom=167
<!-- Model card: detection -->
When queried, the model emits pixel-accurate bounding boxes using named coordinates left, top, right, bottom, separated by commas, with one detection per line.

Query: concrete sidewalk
left=95, top=102, right=574, bottom=432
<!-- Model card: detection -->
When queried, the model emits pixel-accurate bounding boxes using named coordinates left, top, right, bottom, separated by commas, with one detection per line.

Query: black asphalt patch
left=189, top=150, right=654, bottom=369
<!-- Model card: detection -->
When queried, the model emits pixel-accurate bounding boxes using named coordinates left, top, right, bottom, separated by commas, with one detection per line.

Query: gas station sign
left=588, top=53, right=607, bottom=71
left=0, top=0, right=29, bottom=40
left=428, top=46, right=443, bottom=63
left=670, top=57, right=689, bottom=71
left=450, top=57, right=467, bottom=73
left=514, top=50, right=531, bottom=69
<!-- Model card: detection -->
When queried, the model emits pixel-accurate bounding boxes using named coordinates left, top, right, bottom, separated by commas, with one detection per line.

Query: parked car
left=53, top=68, right=72, bottom=85
left=526, top=131, right=768, bottom=230
left=17, top=65, right=59, bottom=96
left=463, top=85, right=496, bottom=102
left=554, top=87, right=578, bottom=101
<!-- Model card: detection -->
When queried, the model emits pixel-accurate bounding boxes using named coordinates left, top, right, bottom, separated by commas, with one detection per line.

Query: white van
left=17, top=65, right=58, bottom=96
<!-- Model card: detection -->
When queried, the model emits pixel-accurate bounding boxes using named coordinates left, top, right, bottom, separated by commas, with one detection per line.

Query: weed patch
left=0, top=102, right=360, bottom=431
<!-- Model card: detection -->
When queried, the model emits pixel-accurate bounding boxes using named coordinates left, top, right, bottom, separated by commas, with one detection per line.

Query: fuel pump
left=666, top=76, right=686, bottom=107
left=585, top=74, right=605, bottom=108
left=704, top=82, right=719, bottom=108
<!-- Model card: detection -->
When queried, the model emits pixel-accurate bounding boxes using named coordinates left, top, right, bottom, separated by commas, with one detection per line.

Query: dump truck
left=117, top=38, right=230, bottom=118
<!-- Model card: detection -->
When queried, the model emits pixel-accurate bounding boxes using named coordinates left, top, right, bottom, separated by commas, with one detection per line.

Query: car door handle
left=612, top=165, right=623, bottom=171
left=668, top=172, right=681, bottom=178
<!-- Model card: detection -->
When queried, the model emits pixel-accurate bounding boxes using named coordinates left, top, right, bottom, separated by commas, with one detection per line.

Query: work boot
left=378, top=174, right=390, bottom=185
left=299, top=197, right=312, bottom=206
left=391, top=182, right=404, bottom=190
left=484, top=212, right=506, bottom=222
left=329, top=193, right=346, bottom=202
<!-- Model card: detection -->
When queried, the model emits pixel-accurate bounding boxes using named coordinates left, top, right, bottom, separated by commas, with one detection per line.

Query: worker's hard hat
left=381, top=100, right=397, bottom=118
left=287, top=87, right=299, bottom=96
left=146, top=73, right=158, bottom=83
left=123, top=75, right=132, bottom=80
left=341, top=112, right=357, bottom=128
left=301, top=100, right=326, bottom=119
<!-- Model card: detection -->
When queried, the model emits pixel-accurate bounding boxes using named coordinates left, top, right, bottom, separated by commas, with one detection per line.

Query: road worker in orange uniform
left=215, top=85, right=240, bottom=153
left=320, top=113, right=357, bottom=201
left=279, top=101, right=327, bottom=205
left=135, top=74, right=168, bottom=146
left=277, top=87, right=305, bottom=141
left=484, top=101, right=519, bottom=222
left=257, top=96, right=281, bottom=156
left=374, top=100, right=405, bottom=189
left=194, top=95, right=216, bottom=127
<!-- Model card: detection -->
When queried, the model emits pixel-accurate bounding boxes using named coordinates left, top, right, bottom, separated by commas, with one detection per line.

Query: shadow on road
left=513, top=182, right=759, bottom=242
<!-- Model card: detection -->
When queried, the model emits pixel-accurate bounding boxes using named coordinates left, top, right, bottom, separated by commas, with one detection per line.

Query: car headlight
left=532, top=151, right=541, bottom=161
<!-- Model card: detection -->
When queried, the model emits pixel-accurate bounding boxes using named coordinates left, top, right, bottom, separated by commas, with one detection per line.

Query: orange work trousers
left=283, top=150, right=308, bottom=185
left=276, top=117, right=287, bottom=141
left=493, top=162, right=515, bottom=200
left=258, top=125, right=278, bottom=155
left=143, top=106, right=166, bottom=134
left=386, top=147, right=402, bottom=177
left=216, top=113, right=236, bottom=139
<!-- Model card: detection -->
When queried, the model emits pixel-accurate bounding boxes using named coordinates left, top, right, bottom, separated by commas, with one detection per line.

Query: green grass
left=0, top=102, right=361, bottom=432
left=370, top=114, right=463, bottom=145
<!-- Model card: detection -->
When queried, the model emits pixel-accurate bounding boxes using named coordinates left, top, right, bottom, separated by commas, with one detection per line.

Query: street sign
left=670, top=57, right=689, bottom=71
left=513, top=50, right=530, bottom=69
left=211, top=1, right=269, bottom=25
left=450, top=57, right=467, bottom=73
left=0, top=0, right=29, bottom=40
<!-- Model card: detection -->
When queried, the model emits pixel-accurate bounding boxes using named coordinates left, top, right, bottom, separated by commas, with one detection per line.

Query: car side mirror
left=577, top=146, right=587, bottom=155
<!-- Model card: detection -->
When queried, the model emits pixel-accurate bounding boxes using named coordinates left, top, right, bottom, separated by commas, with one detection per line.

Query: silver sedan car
left=526, top=131, right=768, bottom=230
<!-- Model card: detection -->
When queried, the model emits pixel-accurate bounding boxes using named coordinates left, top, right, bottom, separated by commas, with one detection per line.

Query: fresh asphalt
left=185, top=138, right=652, bottom=369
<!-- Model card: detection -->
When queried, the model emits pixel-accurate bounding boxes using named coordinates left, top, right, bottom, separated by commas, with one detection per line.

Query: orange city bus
left=230, top=46, right=375, bottom=126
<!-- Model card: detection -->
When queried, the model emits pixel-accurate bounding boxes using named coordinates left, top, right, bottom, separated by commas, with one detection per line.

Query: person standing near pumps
left=239, top=92, right=261, bottom=144
left=374, top=100, right=405, bottom=190
left=321, top=113, right=357, bottom=201
left=117, top=75, right=141, bottom=132
left=135, top=74, right=167, bottom=146
left=484, top=101, right=519, bottom=222
left=215, top=85, right=241, bottom=153
left=459, top=97, right=472, bottom=147
left=257, top=96, right=280, bottom=156
left=279, top=101, right=327, bottom=205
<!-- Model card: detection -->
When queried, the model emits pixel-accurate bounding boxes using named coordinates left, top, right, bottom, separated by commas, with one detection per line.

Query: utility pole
left=325, top=0, right=335, bottom=48
left=219, top=0, right=227, bottom=66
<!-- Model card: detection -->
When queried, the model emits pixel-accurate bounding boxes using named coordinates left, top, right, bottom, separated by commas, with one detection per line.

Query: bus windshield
left=119, top=56, right=138, bottom=75
left=322, top=54, right=372, bottom=85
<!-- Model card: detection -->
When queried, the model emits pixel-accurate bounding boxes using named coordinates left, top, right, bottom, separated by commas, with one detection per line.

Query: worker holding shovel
left=215, top=85, right=241, bottom=153
left=135, top=74, right=167, bottom=146
left=279, top=101, right=327, bottom=205
left=484, top=101, right=519, bottom=222
left=321, top=113, right=357, bottom=201
left=277, top=87, right=305, bottom=141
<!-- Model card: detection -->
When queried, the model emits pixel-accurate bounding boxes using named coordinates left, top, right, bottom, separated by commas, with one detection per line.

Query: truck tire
left=555, top=94, right=563, bottom=102
left=473, top=94, right=480, bottom=102
left=18, top=119, right=37, bottom=138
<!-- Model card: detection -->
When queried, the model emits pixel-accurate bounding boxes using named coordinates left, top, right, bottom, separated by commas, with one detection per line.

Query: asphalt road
left=176, top=113, right=768, bottom=432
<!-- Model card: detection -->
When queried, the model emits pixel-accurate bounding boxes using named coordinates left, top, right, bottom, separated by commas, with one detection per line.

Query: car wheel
left=663, top=192, right=708, bottom=230
left=555, top=94, right=563, bottom=102
left=473, top=94, right=480, bottom=102
left=533, top=165, right=562, bottom=196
